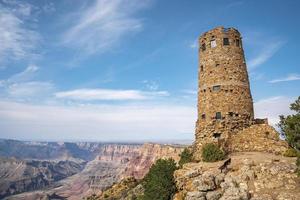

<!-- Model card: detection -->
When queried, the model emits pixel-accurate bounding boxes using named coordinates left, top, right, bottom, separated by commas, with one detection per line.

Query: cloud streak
left=248, top=40, right=284, bottom=69
left=189, top=38, right=198, bottom=49
left=7, top=81, right=54, bottom=98
left=8, top=65, right=39, bottom=82
left=269, top=74, right=300, bottom=83
left=63, top=0, right=151, bottom=55
left=0, top=65, right=54, bottom=100
left=55, top=88, right=169, bottom=101
left=254, top=96, right=295, bottom=126
left=0, top=1, right=40, bottom=64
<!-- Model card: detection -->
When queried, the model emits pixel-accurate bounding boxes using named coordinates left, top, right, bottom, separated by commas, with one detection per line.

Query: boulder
left=185, top=191, right=206, bottom=200
left=193, top=172, right=216, bottom=191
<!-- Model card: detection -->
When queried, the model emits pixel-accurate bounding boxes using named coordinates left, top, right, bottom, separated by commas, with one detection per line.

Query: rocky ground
left=87, top=177, right=143, bottom=200
left=173, top=152, right=300, bottom=200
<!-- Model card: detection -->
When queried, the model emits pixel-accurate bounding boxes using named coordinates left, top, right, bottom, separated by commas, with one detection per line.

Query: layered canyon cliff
left=0, top=139, right=184, bottom=199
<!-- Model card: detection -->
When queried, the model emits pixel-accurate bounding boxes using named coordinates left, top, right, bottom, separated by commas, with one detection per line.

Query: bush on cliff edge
left=178, top=148, right=193, bottom=167
left=202, top=143, right=225, bottom=162
left=141, top=158, right=177, bottom=200
left=278, top=96, right=300, bottom=151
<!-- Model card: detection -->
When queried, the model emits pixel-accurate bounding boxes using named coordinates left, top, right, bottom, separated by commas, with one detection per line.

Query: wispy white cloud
left=7, top=81, right=54, bottom=98
left=243, top=31, right=285, bottom=70
left=55, top=88, right=169, bottom=101
left=249, top=72, right=265, bottom=81
left=1, top=0, right=34, bottom=17
left=269, top=73, right=300, bottom=83
left=63, top=0, right=152, bottom=55
left=224, top=1, right=244, bottom=9
left=182, top=89, right=197, bottom=95
left=9, top=64, right=39, bottom=82
left=254, top=96, right=295, bottom=126
left=142, top=80, right=159, bottom=91
left=42, top=2, right=56, bottom=13
left=0, top=65, right=54, bottom=100
left=189, top=38, right=198, bottom=49
left=0, top=100, right=195, bottom=141
left=247, top=40, right=284, bottom=69
left=0, top=64, right=39, bottom=85
left=0, top=1, right=40, bottom=64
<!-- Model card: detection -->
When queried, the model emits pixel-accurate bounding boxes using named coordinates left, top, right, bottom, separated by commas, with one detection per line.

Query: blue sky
left=0, top=0, right=299, bottom=142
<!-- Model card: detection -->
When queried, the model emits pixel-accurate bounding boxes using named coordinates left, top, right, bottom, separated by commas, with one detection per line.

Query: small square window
left=201, top=114, right=206, bottom=119
left=236, top=39, right=240, bottom=47
left=216, top=112, right=222, bottom=120
left=213, top=133, right=221, bottom=138
left=213, top=85, right=221, bottom=91
left=223, top=38, right=229, bottom=45
left=223, top=28, right=230, bottom=33
left=201, top=43, right=206, bottom=51
left=200, top=65, right=204, bottom=72
left=210, top=40, right=217, bottom=48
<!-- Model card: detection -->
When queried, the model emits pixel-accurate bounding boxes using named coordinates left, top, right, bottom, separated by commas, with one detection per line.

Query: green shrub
left=278, top=96, right=300, bottom=150
left=202, top=143, right=225, bottom=162
left=283, top=148, right=299, bottom=157
left=141, top=158, right=178, bottom=200
left=178, top=148, right=193, bottom=167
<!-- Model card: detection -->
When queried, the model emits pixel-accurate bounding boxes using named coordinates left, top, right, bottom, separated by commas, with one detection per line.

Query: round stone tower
left=194, top=26, right=254, bottom=160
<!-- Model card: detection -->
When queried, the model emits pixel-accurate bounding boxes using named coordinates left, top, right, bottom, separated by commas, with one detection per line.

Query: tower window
left=213, top=85, right=221, bottom=91
left=216, top=112, right=222, bottom=120
left=228, top=112, right=234, bottom=117
left=213, top=133, right=221, bottom=138
left=201, top=43, right=206, bottom=51
left=210, top=40, right=217, bottom=48
left=236, top=39, right=240, bottom=47
left=215, top=61, right=220, bottom=67
left=201, top=114, right=206, bottom=119
left=223, top=38, right=229, bottom=45
left=200, top=65, right=203, bottom=72
left=223, top=28, right=230, bottom=33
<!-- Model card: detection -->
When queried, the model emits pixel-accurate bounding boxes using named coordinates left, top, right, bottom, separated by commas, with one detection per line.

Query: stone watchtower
left=194, top=27, right=255, bottom=159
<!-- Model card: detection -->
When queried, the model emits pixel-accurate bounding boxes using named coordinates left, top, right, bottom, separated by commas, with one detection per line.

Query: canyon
left=0, top=139, right=184, bottom=199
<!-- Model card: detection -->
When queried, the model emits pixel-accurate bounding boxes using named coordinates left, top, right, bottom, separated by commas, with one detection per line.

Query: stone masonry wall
left=194, top=27, right=255, bottom=160
left=227, top=124, right=288, bottom=155
left=193, top=27, right=288, bottom=160
left=197, top=26, right=253, bottom=122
